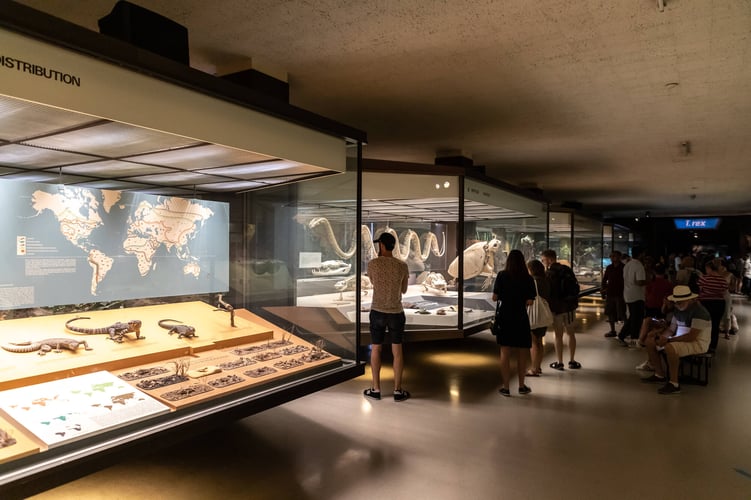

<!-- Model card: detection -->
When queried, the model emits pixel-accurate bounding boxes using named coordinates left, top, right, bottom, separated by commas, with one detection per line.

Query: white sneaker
left=635, top=360, right=654, bottom=371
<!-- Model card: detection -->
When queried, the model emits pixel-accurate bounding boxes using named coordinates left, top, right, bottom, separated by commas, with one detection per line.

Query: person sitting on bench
left=641, top=285, right=711, bottom=394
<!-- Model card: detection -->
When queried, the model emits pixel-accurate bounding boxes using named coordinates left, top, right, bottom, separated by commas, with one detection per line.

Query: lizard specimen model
left=65, top=317, right=143, bottom=343
left=1, top=338, right=92, bottom=355
left=158, top=319, right=197, bottom=339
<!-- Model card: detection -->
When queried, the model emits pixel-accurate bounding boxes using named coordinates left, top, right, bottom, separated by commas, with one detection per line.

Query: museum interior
left=0, top=1, right=750, bottom=499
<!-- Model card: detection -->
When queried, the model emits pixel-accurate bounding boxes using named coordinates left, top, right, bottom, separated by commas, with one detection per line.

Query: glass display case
left=0, top=7, right=364, bottom=496
left=573, top=214, right=603, bottom=286
left=360, top=172, right=460, bottom=335
left=462, top=179, right=548, bottom=327
left=548, top=212, right=573, bottom=265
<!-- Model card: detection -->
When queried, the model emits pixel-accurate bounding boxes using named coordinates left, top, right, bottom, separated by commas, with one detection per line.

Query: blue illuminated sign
left=673, top=218, right=720, bottom=230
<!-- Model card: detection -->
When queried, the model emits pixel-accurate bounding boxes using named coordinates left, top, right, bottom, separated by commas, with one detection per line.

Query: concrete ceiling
left=16, top=0, right=751, bottom=217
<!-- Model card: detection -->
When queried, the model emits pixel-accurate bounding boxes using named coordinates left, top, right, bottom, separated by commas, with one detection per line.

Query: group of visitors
left=362, top=234, right=741, bottom=401
left=491, top=249, right=579, bottom=397
left=604, top=249, right=740, bottom=394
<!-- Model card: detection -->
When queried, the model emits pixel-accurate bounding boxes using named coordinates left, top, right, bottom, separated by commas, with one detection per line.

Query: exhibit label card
left=0, top=371, right=170, bottom=447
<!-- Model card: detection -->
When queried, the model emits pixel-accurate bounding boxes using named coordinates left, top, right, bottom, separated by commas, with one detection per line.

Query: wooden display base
left=0, top=414, right=40, bottom=465
left=113, top=329, right=341, bottom=410
left=0, top=302, right=272, bottom=391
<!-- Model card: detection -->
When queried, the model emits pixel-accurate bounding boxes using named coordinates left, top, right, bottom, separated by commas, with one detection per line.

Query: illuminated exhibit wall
left=1, top=179, right=229, bottom=308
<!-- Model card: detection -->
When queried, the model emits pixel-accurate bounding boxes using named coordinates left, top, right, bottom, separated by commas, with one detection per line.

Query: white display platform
left=296, top=284, right=495, bottom=326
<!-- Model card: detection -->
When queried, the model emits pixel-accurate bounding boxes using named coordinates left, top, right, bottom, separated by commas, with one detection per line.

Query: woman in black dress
left=492, top=249, right=536, bottom=396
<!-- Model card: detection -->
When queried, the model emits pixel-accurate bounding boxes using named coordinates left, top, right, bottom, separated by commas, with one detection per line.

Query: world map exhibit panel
left=0, top=180, right=229, bottom=309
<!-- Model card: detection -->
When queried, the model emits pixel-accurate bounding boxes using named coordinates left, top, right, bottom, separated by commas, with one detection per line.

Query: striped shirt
left=698, top=274, right=728, bottom=300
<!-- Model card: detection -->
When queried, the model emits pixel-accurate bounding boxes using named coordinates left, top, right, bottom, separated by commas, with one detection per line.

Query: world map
left=0, top=180, right=229, bottom=309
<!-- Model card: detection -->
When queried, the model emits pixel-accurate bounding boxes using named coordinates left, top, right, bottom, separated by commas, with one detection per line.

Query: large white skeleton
left=306, top=217, right=446, bottom=263
left=447, top=238, right=503, bottom=290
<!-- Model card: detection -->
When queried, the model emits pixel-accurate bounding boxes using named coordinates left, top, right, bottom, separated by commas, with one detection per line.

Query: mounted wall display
left=1, top=179, right=229, bottom=308
left=0, top=3, right=365, bottom=496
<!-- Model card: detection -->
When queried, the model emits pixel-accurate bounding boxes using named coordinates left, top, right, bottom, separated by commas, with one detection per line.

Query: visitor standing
left=492, top=249, right=536, bottom=396
left=541, top=249, right=581, bottom=370
left=363, top=232, right=410, bottom=402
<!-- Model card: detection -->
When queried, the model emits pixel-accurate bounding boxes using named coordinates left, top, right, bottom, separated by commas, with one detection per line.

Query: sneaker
left=658, top=383, right=681, bottom=395
left=363, top=388, right=381, bottom=400
left=635, top=360, right=654, bottom=371
left=499, top=388, right=511, bottom=397
left=641, top=374, right=666, bottom=383
left=393, top=389, right=411, bottom=402
left=604, top=331, right=617, bottom=338
left=518, top=385, right=532, bottom=395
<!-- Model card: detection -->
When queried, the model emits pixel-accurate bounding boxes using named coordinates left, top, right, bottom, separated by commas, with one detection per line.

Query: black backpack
left=561, top=266, right=580, bottom=309
left=550, top=264, right=579, bottom=311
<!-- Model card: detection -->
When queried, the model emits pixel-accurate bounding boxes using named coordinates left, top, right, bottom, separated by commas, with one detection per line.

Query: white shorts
left=670, top=340, right=708, bottom=357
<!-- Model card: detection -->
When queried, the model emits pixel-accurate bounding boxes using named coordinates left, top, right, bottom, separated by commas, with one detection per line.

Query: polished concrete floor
left=32, top=297, right=751, bottom=500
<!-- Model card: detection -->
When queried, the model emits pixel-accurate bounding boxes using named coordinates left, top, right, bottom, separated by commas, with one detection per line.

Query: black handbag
left=490, top=301, right=502, bottom=335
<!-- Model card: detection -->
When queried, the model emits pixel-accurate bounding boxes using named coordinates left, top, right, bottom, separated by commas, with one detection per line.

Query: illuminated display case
left=0, top=4, right=364, bottom=496
left=347, top=165, right=549, bottom=341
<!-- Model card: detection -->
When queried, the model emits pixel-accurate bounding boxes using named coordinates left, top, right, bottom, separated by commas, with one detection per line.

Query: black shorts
left=369, top=310, right=406, bottom=344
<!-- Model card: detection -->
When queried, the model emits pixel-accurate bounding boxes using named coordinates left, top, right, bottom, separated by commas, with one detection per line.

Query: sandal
left=549, top=362, right=565, bottom=371
left=525, top=370, right=540, bottom=377
left=568, top=360, right=582, bottom=369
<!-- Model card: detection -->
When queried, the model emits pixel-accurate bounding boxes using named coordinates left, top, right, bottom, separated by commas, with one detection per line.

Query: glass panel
left=548, top=212, right=572, bottom=264
left=463, top=179, right=547, bottom=329
left=573, top=214, right=603, bottom=287
left=613, top=225, right=630, bottom=255
left=362, top=172, right=458, bottom=333
left=234, top=165, right=359, bottom=364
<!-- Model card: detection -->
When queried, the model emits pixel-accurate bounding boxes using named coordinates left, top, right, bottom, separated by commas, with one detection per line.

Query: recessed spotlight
left=435, top=183, right=441, bottom=189
left=443, top=181, right=450, bottom=188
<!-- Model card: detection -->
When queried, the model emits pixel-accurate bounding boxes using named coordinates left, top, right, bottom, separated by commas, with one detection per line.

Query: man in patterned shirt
left=364, top=232, right=410, bottom=402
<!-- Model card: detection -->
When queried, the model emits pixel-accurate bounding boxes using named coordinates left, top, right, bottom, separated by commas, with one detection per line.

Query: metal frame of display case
left=0, top=3, right=366, bottom=495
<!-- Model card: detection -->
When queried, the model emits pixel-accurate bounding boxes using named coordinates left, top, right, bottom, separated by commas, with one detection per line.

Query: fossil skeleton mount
left=447, top=237, right=503, bottom=290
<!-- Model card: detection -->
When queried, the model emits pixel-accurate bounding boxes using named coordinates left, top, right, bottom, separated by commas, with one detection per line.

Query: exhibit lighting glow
left=360, top=400, right=373, bottom=414
left=449, top=380, right=460, bottom=405
left=426, top=352, right=494, bottom=368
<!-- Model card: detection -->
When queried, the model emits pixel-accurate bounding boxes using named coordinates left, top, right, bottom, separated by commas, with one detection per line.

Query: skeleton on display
left=304, top=216, right=446, bottom=295
left=306, top=217, right=446, bottom=264
left=417, top=271, right=448, bottom=295
left=334, top=275, right=373, bottom=296
left=311, top=260, right=352, bottom=276
left=447, top=237, right=503, bottom=290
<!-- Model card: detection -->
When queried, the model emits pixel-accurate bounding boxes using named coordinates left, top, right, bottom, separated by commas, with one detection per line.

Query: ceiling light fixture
left=443, top=181, right=450, bottom=188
